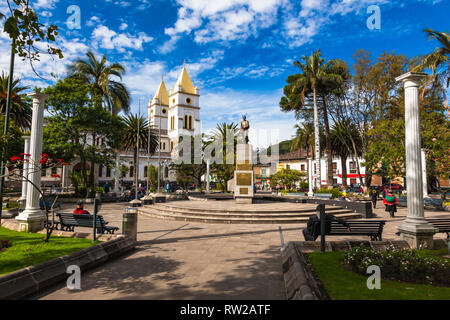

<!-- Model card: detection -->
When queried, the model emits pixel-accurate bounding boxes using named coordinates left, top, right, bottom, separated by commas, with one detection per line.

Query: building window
left=51, top=167, right=57, bottom=175
left=350, top=178, right=357, bottom=185
left=170, top=141, right=174, bottom=152
left=163, top=142, right=166, bottom=151
left=130, top=166, right=133, bottom=177
left=144, top=166, right=148, bottom=178
left=41, top=169, right=47, bottom=177
left=332, top=163, right=337, bottom=174
left=99, top=164, right=103, bottom=177
left=106, top=167, right=111, bottom=177
left=301, top=164, right=305, bottom=171
left=189, top=116, right=193, bottom=130
left=162, top=108, right=167, bottom=115
left=261, top=168, right=266, bottom=177
left=184, top=115, right=188, bottom=129
left=170, top=116, right=175, bottom=130
left=349, top=161, right=357, bottom=174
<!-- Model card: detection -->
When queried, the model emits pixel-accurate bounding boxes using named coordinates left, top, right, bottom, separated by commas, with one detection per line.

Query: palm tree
left=291, top=122, right=315, bottom=158
left=0, top=72, right=31, bottom=130
left=208, top=122, right=239, bottom=192
left=330, top=119, right=363, bottom=187
left=292, top=50, right=348, bottom=189
left=414, top=29, right=449, bottom=114
left=121, top=114, right=159, bottom=190
left=68, top=51, right=131, bottom=115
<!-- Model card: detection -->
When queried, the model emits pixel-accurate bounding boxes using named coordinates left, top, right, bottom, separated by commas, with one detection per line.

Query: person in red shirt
left=383, top=190, right=398, bottom=217
left=73, top=201, right=90, bottom=215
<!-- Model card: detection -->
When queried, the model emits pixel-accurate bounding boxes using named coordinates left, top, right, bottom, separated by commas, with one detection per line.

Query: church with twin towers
left=141, top=64, right=202, bottom=186
left=40, top=64, right=202, bottom=191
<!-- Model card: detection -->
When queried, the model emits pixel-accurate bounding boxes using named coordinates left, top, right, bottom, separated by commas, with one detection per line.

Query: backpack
left=385, top=194, right=396, bottom=203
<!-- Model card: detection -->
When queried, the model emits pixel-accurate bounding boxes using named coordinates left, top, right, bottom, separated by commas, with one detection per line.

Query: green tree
left=413, top=29, right=449, bottom=114
left=68, top=51, right=130, bottom=114
left=271, top=168, right=305, bottom=190
left=121, top=114, right=159, bottom=190
left=291, top=122, right=314, bottom=158
left=170, top=135, right=206, bottom=191
left=43, top=78, right=124, bottom=196
left=1, top=0, right=63, bottom=69
left=281, top=50, right=350, bottom=188
left=207, top=122, right=239, bottom=192
left=0, top=72, right=31, bottom=130
left=330, top=119, right=362, bottom=187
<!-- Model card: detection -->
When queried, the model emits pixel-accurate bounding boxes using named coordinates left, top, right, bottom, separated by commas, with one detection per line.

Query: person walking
left=371, top=188, right=379, bottom=209
left=383, top=190, right=398, bottom=217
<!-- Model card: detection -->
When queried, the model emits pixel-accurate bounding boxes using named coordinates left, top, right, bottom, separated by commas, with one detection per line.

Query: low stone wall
left=281, top=239, right=448, bottom=300
left=0, top=236, right=136, bottom=300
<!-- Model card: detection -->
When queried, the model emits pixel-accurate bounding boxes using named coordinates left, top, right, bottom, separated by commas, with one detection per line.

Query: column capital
left=395, top=72, right=427, bottom=87
left=22, top=135, right=31, bottom=140
left=27, top=92, right=51, bottom=102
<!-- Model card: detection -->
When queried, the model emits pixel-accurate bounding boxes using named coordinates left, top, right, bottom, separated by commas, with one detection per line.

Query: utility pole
left=0, top=39, right=16, bottom=226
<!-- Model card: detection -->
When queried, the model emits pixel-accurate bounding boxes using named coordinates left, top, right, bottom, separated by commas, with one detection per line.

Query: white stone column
left=16, top=92, right=50, bottom=232
left=421, top=148, right=428, bottom=198
left=18, top=136, right=31, bottom=209
left=308, top=158, right=314, bottom=197
left=206, top=158, right=210, bottom=193
left=395, top=72, right=436, bottom=248
left=114, top=153, right=120, bottom=195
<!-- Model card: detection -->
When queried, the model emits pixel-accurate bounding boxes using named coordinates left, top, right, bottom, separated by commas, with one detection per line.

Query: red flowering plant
left=5, top=153, right=69, bottom=242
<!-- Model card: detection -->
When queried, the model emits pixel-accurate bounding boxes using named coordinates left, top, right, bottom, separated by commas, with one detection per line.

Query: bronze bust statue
left=240, top=115, right=250, bottom=144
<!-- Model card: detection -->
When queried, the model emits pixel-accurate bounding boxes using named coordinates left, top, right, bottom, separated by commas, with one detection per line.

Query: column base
left=16, top=208, right=46, bottom=233
left=307, top=192, right=314, bottom=197
left=397, top=219, right=437, bottom=249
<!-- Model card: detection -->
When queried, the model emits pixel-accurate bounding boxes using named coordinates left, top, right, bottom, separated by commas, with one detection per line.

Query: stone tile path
left=33, top=201, right=449, bottom=300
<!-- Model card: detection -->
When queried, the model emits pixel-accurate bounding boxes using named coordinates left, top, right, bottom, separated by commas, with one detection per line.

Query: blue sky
left=0, top=0, right=449, bottom=148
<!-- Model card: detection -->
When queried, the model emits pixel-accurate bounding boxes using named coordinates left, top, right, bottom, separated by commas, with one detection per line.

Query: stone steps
left=152, top=202, right=348, bottom=215
left=139, top=205, right=362, bottom=224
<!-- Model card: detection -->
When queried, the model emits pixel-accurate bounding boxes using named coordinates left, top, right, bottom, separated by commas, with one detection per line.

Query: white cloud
left=119, top=23, right=128, bottom=31
left=161, top=0, right=283, bottom=51
left=33, top=0, right=59, bottom=10
left=92, top=25, right=153, bottom=52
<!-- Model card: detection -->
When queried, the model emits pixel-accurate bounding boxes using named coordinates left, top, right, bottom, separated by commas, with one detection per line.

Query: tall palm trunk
left=133, top=148, right=138, bottom=191
left=313, top=86, right=321, bottom=189
left=321, top=98, right=333, bottom=188
left=341, top=155, right=348, bottom=187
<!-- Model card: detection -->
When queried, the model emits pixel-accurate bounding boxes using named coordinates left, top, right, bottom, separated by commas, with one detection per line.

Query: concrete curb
left=0, top=236, right=136, bottom=300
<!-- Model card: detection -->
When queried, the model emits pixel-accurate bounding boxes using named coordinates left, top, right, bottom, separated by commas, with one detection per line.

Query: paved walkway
left=34, top=201, right=449, bottom=300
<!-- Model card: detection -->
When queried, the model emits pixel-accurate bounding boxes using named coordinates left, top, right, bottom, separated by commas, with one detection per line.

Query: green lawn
left=308, top=250, right=450, bottom=300
left=0, top=227, right=97, bottom=276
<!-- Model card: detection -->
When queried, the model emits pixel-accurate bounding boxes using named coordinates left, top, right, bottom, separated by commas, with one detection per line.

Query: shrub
left=315, top=188, right=341, bottom=199
left=343, top=244, right=450, bottom=286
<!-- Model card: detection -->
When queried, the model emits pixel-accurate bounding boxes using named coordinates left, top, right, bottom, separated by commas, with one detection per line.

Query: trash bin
left=122, top=208, right=138, bottom=241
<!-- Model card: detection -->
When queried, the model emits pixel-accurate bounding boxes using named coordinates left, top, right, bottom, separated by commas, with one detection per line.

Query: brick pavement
left=34, top=201, right=449, bottom=300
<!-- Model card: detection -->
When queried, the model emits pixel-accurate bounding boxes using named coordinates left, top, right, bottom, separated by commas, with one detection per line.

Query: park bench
left=56, top=212, right=119, bottom=234
left=327, top=220, right=386, bottom=241
left=426, top=218, right=450, bottom=239
left=313, top=193, right=333, bottom=199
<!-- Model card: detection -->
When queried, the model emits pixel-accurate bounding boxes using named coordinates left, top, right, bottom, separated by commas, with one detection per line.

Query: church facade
left=39, top=64, right=201, bottom=193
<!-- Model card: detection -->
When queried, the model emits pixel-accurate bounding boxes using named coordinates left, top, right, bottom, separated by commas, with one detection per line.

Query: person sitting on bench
left=302, top=212, right=351, bottom=241
left=73, top=201, right=90, bottom=215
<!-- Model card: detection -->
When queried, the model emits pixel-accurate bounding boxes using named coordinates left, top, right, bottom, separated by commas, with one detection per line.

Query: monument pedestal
left=234, top=144, right=254, bottom=204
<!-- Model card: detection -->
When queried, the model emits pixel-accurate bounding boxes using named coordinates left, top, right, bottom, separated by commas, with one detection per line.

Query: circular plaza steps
left=138, top=201, right=362, bottom=224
